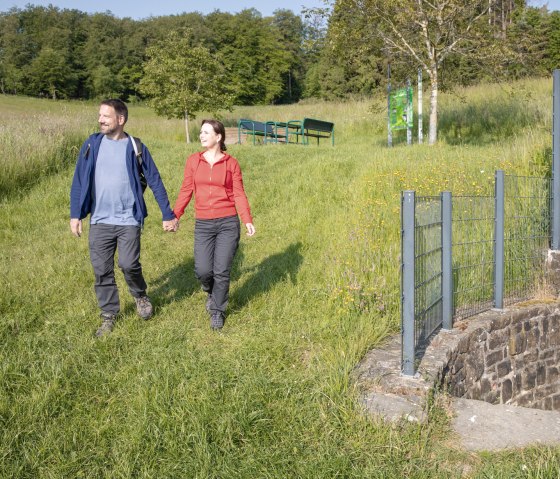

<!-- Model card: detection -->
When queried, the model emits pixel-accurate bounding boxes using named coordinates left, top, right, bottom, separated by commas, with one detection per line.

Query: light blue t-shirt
left=90, top=136, right=140, bottom=226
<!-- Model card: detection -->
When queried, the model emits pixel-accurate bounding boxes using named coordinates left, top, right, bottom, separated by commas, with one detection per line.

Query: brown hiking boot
left=135, top=295, right=153, bottom=320
left=96, top=312, right=117, bottom=337
left=210, top=311, right=224, bottom=330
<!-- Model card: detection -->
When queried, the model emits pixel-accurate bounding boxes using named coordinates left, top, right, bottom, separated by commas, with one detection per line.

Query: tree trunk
left=184, top=111, right=190, bottom=144
left=428, top=67, right=438, bottom=145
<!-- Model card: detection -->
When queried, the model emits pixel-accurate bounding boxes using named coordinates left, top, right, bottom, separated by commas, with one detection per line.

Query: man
left=70, top=99, right=177, bottom=337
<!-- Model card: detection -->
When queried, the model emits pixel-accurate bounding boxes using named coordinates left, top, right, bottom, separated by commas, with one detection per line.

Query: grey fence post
left=402, top=191, right=416, bottom=376
left=553, top=70, right=560, bottom=249
left=442, top=191, right=453, bottom=329
left=494, top=170, right=505, bottom=309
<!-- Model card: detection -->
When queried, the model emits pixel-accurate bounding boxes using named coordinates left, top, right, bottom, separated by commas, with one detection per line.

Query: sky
left=0, top=0, right=329, bottom=19
left=0, top=0, right=558, bottom=19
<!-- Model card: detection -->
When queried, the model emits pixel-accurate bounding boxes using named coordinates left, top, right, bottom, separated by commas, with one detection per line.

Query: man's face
left=98, top=104, right=125, bottom=136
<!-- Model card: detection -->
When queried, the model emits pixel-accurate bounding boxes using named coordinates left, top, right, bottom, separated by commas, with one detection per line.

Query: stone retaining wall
left=443, top=305, right=560, bottom=410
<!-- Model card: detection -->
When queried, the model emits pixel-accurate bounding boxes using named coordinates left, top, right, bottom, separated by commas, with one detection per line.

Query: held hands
left=163, top=218, right=179, bottom=232
left=245, top=223, right=256, bottom=237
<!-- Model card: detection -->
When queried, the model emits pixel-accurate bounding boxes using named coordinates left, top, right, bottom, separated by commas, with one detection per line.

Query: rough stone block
left=486, top=349, right=503, bottom=368
left=451, top=355, right=464, bottom=374
left=489, top=315, right=511, bottom=332
left=483, top=390, right=499, bottom=405
left=497, top=359, right=512, bottom=378
left=502, top=379, right=513, bottom=403
left=514, top=373, right=523, bottom=394
left=466, top=355, right=485, bottom=382
left=480, top=378, right=492, bottom=396
left=550, top=327, right=560, bottom=347
left=523, top=368, right=536, bottom=390
left=534, top=384, right=553, bottom=400
left=509, top=332, right=527, bottom=356
left=457, top=337, right=470, bottom=354
left=453, top=383, right=466, bottom=398
left=469, top=383, right=482, bottom=400
left=541, top=349, right=555, bottom=360
left=537, top=363, right=547, bottom=386
left=524, top=348, right=539, bottom=363
left=547, top=366, right=559, bottom=384
left=516, top=391, right=535, bottom=407
left=469, top=329, right=486, bottom=351
left=542, top=317, right=549, bottom=335
left=488, top=329, right=508, bottom=350
left=553, top=394, right=560, bottom=410
left=526, top=328, right=540, bottom=349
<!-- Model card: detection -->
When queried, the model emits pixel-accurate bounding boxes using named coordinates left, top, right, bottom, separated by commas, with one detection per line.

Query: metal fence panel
left=401, top=172, right=552, bottom=375
left=414, top=196, right=443, bottom=344
left=503, top=175, right=552, bottom=305
left=452, top=194, right=495, bottom=320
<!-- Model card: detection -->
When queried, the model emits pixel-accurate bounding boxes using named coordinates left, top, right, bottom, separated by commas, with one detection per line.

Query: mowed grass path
left=1, top=81, right=559, bottom=478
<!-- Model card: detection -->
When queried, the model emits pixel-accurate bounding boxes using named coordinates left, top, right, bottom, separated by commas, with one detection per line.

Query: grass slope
left=1, top=78, right=559, bottom=478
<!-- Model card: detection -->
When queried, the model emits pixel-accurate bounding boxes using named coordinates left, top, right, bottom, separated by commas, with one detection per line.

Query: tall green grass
left=1, top=79, right=559, bottom=477
left=0, top=96, right=97, bottom=200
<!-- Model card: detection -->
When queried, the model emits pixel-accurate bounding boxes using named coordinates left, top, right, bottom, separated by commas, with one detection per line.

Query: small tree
left=333, top=0, right=496, bottom=144
left=139, top=30, right=234, bottom=143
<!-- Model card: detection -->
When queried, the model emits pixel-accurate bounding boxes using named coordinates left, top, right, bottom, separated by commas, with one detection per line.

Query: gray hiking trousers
left=89, top=224, right=147, bottom=314
left=194, top=215, right=240, bottom=314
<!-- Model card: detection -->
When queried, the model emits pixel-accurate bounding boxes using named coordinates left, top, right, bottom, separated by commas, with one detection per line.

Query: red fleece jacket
left=173, top=152, right=253, bottom=224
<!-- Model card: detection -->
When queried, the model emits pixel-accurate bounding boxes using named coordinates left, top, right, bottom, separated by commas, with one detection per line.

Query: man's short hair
left=100, top=99, right=128, bottom=123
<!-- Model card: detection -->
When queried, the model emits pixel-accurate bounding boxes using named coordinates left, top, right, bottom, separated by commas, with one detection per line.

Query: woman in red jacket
left=173, top=119, right=255, bottom=330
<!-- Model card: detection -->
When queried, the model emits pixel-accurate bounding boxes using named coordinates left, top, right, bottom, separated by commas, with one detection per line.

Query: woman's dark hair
left=201, top=119, right=227, bottom=151
left=100, top=99, right=128, bottom=123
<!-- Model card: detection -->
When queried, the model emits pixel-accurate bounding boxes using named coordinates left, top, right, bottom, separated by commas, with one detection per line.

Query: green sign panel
left=390, top=87, right=413, bottom=130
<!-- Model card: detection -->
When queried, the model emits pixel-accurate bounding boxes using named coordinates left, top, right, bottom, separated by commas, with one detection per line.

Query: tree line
left=0, top=1, right=559, bottom=107
left=0, top=5, right=322, bottom=103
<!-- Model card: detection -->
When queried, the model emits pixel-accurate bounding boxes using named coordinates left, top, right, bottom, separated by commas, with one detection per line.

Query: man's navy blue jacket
left=70, top=133, right=175, bottom=225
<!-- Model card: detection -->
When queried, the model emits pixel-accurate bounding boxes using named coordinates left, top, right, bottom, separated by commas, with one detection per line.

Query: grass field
left=1, top=78, right=559, bottom=478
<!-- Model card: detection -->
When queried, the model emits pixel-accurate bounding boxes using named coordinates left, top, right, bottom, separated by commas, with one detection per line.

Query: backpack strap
left=129, top=135, right=147, bottom=192
left=130, top=136, right=143, bottom=166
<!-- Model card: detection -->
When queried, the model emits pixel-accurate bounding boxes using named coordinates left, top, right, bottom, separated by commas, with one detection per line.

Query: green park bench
left=299, top=118, right=335, bottom=146
left=238, top=119, right=285, bottom=145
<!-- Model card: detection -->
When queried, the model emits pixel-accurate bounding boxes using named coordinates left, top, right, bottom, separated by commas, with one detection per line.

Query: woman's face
left=200, top=123, right=221, bottom=149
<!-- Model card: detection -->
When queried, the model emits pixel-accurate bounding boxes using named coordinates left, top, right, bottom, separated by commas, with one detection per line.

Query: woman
left=173, top=119, right=255, bottom=330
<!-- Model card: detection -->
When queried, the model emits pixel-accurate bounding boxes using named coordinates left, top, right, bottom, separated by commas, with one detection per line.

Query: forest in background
left=1, top=0, right=560, bottom=104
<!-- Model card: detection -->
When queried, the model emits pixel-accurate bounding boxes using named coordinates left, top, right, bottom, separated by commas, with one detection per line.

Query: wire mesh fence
left=412, top=196, right=442, bottom=347
left=452, top=194, right=495, bottom=320
left=503, top=175, right=551, bottom=306
left=401, top=172, right=552, bottom=375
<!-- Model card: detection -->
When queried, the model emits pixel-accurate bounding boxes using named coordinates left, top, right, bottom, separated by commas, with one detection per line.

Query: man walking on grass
left=70, top=99, right=178, bottom=337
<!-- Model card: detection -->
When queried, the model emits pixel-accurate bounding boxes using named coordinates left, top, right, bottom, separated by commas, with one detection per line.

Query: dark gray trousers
left=194, top=215, right=240, bottom=314
left=89, top=224, right=146, bottom=315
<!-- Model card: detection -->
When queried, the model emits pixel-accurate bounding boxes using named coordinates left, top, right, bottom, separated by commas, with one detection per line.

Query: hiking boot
left=135, top=295, right=153, bottom=320
left=206, top=294, right=213, bottom=313
left=210, top=311, right=224, bottom=330
left=96, top=312, right=116, bottom=337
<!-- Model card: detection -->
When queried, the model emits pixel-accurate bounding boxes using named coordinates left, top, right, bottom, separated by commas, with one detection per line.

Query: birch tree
left=335, top=0, right=491, bottom=144
left=139, top=30, right=234, bottom=143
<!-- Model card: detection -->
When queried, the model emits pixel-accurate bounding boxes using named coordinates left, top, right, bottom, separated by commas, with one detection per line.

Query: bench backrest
left=302, top=118, right=334, bottom=133
left=239, top=119, right=275, bottom=134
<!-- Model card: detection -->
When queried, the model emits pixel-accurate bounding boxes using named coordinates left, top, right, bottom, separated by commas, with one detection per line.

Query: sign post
left=387, top=63, right=392, bottom=147
left=418, top=68, right=423, bottom=144
left=389, top=83, right=413, bottom=143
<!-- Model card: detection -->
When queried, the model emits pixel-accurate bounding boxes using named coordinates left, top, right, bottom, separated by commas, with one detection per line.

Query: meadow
left=1, top=78, right=559, bottom=478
